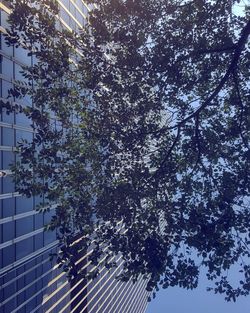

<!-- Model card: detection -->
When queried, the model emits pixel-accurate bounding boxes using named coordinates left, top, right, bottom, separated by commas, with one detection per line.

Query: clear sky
left=146, top=279, right=250, bottom=313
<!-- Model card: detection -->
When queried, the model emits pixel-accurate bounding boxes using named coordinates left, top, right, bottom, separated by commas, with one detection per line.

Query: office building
left=0, top=1, right=149, bottom=312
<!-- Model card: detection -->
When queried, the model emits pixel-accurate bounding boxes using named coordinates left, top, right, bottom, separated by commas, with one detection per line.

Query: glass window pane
left=16, top=196, right=33, bottom=214
left=16, top=129, right=33, bottom=144
left=16, top=215, right=33, bottom=237
left=2, top=221, right=14, bottom=241
left=15, top=111, right=31, bottom=126
left=2, top=175, right=15, bottom=193
left=2, top=197, right=15, bottom=218
left=0, top=33, right=13, bottom=56
left=16, top=237, right=33, bottom=260
left=2, top=151, right=14, bottom=169
left=2, top=127, right=15, bottom=146
left=1, top=10, right=9, bottom=29
left=14, top=46, right=31, bottom=66
left=34, top=232, right=44, bottom=250
left=2, top=244, right=15, bottom=267
left=2, top=79, right=12, bottom=99
left=1, top=56, right=13, bottom=79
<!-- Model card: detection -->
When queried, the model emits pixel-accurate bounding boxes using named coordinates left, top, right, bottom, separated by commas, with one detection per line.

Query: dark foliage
left=4, top=0, right=250, bottom=301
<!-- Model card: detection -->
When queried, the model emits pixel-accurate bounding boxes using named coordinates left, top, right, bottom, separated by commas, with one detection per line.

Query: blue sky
left=146, top=2, right=249, bottom=313
left=146, top=278, right=250, bottom=313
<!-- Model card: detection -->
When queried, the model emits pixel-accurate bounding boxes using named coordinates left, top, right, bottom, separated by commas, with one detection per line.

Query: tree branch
left=163, top=19, right=250, bottom=131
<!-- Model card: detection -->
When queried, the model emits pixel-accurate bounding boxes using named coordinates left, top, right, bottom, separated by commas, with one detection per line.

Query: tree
left=4, top=0, right=250, bottom=301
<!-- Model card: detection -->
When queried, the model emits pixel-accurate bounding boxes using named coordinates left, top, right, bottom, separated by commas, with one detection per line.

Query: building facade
left=0, top=1, right=149, bottom=312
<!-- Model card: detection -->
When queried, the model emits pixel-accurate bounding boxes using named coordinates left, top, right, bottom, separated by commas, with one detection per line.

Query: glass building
left=0, top=1, right=149, bottom=312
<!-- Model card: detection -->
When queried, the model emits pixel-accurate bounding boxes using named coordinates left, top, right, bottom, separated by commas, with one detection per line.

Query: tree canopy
left=3, top=0, right=250, bottom=301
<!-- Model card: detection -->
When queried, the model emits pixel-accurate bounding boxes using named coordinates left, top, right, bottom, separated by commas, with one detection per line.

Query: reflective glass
left=16, top=237, right=33, bottom=260
left=17, top=290, right=25, bottom=307
left=14, top=46, right=31, bottom=66
left=2, top=127, right=14, bottom=146
left=34, top=232, right=44, bottom=250
left=3, top=300, right=16, bottom=313
left=0, top=33, right=13, bottom=56
left=2, top=175, right=15, bottom=194
left=2, top=197, right=15, bottom=218
left=15, top=111, right=31, bottom=126
left=44, top=229, right=56, bottom=245
left=2, top=79, right=13, bottom=99
left=1, top=10, right=9, bottom=29
left=1, top=56, right=13, bottom=79
left=16, top=129, right=33, bottom=144
left=16, top=215, right=33, bottom=237
left=2, top=151, right=14, bottom=169
left=3, top=281, right=16, bottom=301
left=34, top=213, right=43, bottom=229
left=2, top=244, right=15, bottom=267
left=16, top=196, right=33, bottom=214
left=2, top=220, right=14, bottom=242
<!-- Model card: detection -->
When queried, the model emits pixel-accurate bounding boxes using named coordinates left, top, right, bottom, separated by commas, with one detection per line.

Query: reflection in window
left=2, top=151, right=14, bottom=170
left=16, top=129, right=33, bottom=144
left=15, top=111, right=31, bottom=126
left=34, top=232, right=44, bottom=250
left=34, top=213, right=44, bottom=229
left=1, top=79, right=15, bottom=123
left=1, top=56, right=13, bottom=79
left=17, top=290, right=25, bottom=307
left=16, top=237, right=33, bottom=260
left=2, top=197, right=15, bottom=218
left=2, top=221, right=14, bottom=242
left=16, top=215, right=33, bottom=237
left=2, top=175, right=15, bottom=193
left=3, top=281, right=16, bottom=301
left=2, top=127, right=15, bottom=146
left=44, top=229, right=56, bottom=245
left=2, top=244, right=15, bottom=267
left=0, top=33, right=13, bottom=56
left=16, top=196, right=33, bottom=214
left=2, top=79, right=13, bottom=98
left=14, top=46, right=31, bottom=66
left=1, top=10, right=9, bottom=29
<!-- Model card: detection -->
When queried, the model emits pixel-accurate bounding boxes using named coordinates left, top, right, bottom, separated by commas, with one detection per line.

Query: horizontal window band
left=0, top=169, right=12, bottom=177
left=26, top=243, right=111, bottom=313
left=0, top=258, right=61, bottom=308
left=0, top=145, right=17, bottom=152
left=0, top=203, right=57, bottom=225
left=0, top=240, right=58, bottom=276
left=137, top=291, right=149, bottom=313
left=30, top=248, right=115, bottom=313
left=68, top=0, right=87, bottom=19
left=0, top=210, right=39, bottom=225
left=46, top=248, right=113, bottom=313
left=0, top=49, right=32, bottom=67
left=57, top=0, right=84, bottom=29
left=0, top=121, right=33, bottom=133
left=78, top=0, right=91, bottom=12
left=0, top=256, right=51, bottom=290
left=107, top=276, right=144, bottom=313
left=4, top=268, right=69, bottom=313
left=128, top=283, right=148, bottom=313
left=131, top=290, right=147, bottom=313
left=0, top=227, right=45, bottom=249
left=28, top=281, right=69, bottom=313
left=72, top=256, right=124, bottom=313
left=118, top=278, right=147, bottom=313
left=0, top=2, right=11, bottom=14
left=0, top=192, right=20, bottom=200
left=94, top=277, right=128, bottom=313
left=87, top=268, right=125, bottom=313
